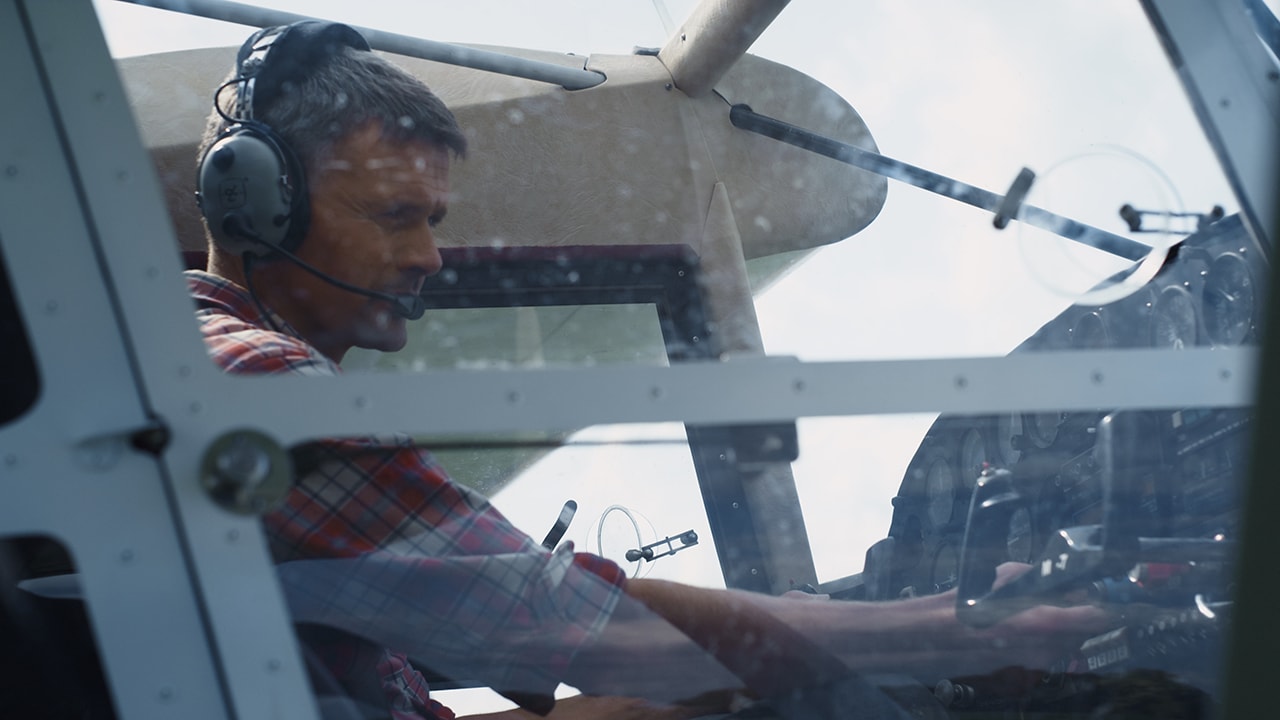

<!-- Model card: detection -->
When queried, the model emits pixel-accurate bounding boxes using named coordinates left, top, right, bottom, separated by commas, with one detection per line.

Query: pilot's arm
left=561, top=566, right=1109, bottom=708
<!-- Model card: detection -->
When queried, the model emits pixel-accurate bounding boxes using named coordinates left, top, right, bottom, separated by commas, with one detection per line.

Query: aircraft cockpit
left=1, top=1, right=1277, bottom=718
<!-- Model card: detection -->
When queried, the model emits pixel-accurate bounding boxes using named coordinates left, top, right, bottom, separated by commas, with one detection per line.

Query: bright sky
left=91, top=0, right=1260, bottom=713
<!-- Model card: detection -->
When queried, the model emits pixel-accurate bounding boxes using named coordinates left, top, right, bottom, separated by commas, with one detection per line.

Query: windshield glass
left=102, top=0, right=1255, bottom=366
left=91, top=1, right=1270, bottom=717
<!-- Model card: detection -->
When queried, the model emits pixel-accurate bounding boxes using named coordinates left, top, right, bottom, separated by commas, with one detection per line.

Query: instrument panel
left=849, top=214, right=1262, bottom=716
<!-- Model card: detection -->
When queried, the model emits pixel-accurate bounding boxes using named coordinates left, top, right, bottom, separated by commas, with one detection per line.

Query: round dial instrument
left=930, top=542, right=960, bottom=594
left=1071, top=310, right=1110, bottom=349
left=995, top=413, right=1023, bottom=468
left=1151, top=285, right=1198, bottom=349
left=925, top=457, right=956, bottom=529
left=1203, top=252, right=1255, bottom=346
left=958, top=428, right=987, bottom=485
left=1024, top=412, right=1061, bottom=449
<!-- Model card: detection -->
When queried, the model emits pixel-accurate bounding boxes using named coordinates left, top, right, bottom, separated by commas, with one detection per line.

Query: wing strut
left=115, top=0, right=605, bottom=90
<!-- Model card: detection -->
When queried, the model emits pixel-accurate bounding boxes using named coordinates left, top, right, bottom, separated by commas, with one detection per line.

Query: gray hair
left=200, top=45, right=467, bottom=175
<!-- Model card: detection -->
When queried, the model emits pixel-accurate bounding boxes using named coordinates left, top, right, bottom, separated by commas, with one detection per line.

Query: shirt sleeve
left=276, top=542, right=624, bottom=698
left=270, top=437, right=627, bottom=700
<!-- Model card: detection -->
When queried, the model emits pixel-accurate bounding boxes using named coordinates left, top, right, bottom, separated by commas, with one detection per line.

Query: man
left=187, top=21, right=1106, bottom=720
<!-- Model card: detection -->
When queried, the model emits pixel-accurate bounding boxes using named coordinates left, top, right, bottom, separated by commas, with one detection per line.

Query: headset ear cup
left=196, top=123, right=309, bottom=257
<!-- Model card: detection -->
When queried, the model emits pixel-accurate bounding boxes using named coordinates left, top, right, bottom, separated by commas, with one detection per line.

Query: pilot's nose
left=405, top=225, right=444, bottom=277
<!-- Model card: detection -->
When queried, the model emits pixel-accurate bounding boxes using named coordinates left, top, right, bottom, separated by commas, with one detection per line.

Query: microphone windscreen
left=394, top=294, right=426, bottom=320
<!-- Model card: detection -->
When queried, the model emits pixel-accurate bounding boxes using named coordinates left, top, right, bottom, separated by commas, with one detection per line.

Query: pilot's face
left=273, top=121, right=449, bottom=362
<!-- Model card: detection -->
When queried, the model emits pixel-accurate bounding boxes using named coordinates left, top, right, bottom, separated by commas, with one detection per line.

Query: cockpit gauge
left=1006, top=506, right=1035, bottom=563
left=1024, top=412, right=1062, bottom=449
left=1203, top=251, right=1255, bottom=346
left=925, top=457, right=956, bottom=529
left=1070, top=310, right=1110, bottom=349
left=930, top=541, right=960, bottom=594
left=1151, top=285, right=1198, bottom=349
left=958, top=428, right=987, bottom=486
left=995, top=413, right=1023, bottom=468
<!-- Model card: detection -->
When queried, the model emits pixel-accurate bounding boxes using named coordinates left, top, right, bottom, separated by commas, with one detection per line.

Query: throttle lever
left=1098, top=412, right=1152, bottom=574
left=956, top=463, right=1118, bottom=627
left=960, top=521, right=1111, bottom=627
left=956, top=467, right=1023, bottom=617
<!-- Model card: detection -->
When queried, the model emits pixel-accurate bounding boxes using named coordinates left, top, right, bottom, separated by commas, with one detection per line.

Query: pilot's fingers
left=993, top=560, right=1110, bottom=606
left=991, top=561, right=1035, bottom=589
left=974, top=602, right=1114, bottom=670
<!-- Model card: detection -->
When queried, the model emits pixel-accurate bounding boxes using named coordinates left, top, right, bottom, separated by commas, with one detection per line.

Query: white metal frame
left=1143, top=0, right=1280, bottom=252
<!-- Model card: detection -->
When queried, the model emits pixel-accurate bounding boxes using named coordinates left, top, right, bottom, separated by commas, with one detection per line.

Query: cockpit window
left=94, top=2, right=1268, bottom=718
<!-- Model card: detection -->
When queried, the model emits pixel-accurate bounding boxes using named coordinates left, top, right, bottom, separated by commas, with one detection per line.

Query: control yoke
left=956, top=412, right=1232, bottom=628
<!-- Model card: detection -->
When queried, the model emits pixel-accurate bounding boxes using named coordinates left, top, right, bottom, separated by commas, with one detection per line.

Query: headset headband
left=233, top=21, right=371, bottom=121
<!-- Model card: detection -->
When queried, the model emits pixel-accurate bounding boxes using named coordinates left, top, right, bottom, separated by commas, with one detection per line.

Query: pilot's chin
left=361, top=312, right=408, bottom=353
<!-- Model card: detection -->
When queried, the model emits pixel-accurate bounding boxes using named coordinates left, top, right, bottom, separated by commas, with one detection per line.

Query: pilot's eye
left=379, top=205, right=423, bottom=229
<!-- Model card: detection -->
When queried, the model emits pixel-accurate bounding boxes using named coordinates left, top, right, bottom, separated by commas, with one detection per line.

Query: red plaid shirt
left=187, top=270, right=626, bottom=719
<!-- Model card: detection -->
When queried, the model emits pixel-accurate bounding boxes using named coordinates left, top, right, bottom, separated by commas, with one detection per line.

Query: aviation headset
left=196, top=21, right=371, bottom=258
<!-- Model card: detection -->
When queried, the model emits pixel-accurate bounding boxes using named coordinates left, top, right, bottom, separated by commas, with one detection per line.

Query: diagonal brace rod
left=729, top=104, right=1152, bottom=261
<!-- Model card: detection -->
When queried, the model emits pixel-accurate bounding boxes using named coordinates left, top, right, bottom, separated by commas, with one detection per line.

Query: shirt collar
left=184, top=269, right=304, bottom=339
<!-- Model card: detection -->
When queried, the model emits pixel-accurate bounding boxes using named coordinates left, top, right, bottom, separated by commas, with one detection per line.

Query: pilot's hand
left=933, top=562, right=1112, bottom=674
